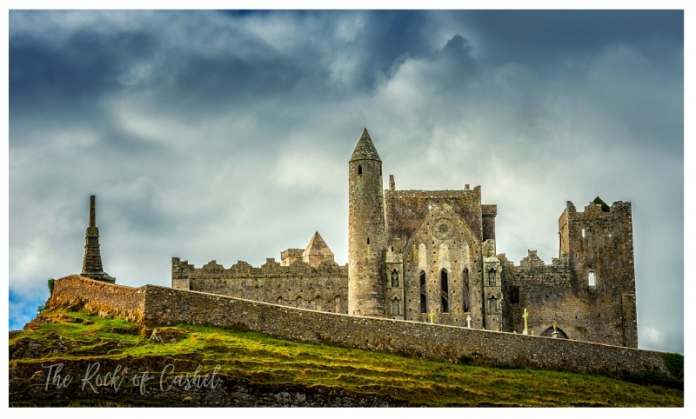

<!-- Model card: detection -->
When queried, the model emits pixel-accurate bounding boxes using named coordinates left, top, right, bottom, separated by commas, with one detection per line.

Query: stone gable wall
left=400, top=203, right=485, bottom=328
left=385, top=187, right=485, bottom=242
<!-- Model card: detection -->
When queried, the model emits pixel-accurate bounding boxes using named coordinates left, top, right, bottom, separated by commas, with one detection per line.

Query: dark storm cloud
left=458, top=10, right=683, bottom=65
left=10, top=28, right=157, bottom=111
left=356, top=11, right=434, bottom=83
left=9, top=11, right=683, bottom=353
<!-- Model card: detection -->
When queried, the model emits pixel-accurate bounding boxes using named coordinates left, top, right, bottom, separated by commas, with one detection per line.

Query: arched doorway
left=541, top=326, right=569, bottom=339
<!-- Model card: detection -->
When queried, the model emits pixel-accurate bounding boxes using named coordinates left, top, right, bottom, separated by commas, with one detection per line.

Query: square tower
left=558, top=197, right=637, bottom=347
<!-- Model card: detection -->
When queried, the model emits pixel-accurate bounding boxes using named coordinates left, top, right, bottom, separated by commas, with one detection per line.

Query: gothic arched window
left=391, top=297, right=401, bottom=316
left=487, top=296, right=498, bottom=313
left=440, top=268, right=449, bottom=313
left=391, top=269, right=399, bottom=288
left=487, top=267, right=496, bottom=286
left=419, top=271, right=427, bottom=313
left=462, top=267, right=470, bottom=312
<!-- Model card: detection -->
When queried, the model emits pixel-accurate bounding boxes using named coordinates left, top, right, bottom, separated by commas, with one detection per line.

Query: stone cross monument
left=81, top=195, right=115, bottom=283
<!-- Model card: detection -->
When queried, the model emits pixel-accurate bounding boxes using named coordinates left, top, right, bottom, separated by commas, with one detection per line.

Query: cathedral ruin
left=171, top=128, right=638, bottom=348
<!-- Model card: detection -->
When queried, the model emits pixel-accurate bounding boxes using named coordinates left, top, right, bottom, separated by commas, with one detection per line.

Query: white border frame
left=1, top=1, right=690, bottom=417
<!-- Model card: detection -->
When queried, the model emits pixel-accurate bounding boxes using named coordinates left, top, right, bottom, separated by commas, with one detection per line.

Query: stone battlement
left=172, top=256, right=349, bottom=313
left=481, top=204, right=497, bottom=216
left=498, top=250, right=572, bottom=287
left=563, top=199, right=632, bottom=220
left=384, top=187, right=481, bottom=200
left=46, top=276, right=681, bottom=386
left=172, top=257, right=347, bottom=280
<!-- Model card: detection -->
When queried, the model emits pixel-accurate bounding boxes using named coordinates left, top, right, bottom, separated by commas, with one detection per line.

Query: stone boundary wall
left=47, top=276, right=680, bottom=384
left=47, top=275, right=146, bottom=322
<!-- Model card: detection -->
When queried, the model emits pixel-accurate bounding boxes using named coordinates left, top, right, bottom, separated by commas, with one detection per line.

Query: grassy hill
left=9, top=308, right=683, bottom=407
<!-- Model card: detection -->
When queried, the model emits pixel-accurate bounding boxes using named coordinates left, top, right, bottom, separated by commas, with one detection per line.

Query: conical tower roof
left=350, top=128, right=381, bottom=162
left=303, top=231, right=334, bottom=258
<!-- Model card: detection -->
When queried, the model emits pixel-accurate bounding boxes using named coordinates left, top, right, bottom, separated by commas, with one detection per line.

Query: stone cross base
left=81, top=271, right=116, bottom=284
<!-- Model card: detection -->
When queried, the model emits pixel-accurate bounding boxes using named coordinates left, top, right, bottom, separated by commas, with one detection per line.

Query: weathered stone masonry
left=47, top=275, right=144, bottom=322
left=172, top=256, right=348, bottom=313
left=47, top=276, right=678, bottom=385
left=499, top=199, right=638, bottom=347
left=171, top=129, right=638, bottom=348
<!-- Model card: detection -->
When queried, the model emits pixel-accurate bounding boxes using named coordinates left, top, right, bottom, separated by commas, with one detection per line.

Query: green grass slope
left=9, top=309, right=683, bottom=407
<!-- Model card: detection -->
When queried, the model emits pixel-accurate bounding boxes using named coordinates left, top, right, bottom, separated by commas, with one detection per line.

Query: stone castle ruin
left=170, top=129, right=638, bottom=348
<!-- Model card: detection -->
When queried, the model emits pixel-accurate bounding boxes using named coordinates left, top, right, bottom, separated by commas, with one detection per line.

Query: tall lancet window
left=391, top=297, right=402, bottom=316
left=588, top=270, right=597, bottom=288
left=419, top=271, right=427, bottom=313
left=488, top=267, right=496, bottom=286
left=391, top=269, right=399, bottom=287
left=462, top=267, right=470, bottom=312
left=440, top=269, right=449, bottom=313
left=488, top=296, right=498, bottom=313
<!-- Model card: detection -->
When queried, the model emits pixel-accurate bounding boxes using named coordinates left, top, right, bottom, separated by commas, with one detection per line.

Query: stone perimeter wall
left=47, top=275, right=146, bottom=322
left=46, top=276, right=678, bottom=384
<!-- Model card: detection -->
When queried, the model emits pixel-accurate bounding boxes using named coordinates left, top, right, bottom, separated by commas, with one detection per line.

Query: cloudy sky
left=9, top=10, right=683, bottom=352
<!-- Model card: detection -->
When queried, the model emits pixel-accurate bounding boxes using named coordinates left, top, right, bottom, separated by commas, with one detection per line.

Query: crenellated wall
left=169, top=194, right=637, bottom=347
left=560, top=200, right=638, bottom=347
left=172, top=257, right=348, bottom=313
left=501, top=237, right=635, bottom=347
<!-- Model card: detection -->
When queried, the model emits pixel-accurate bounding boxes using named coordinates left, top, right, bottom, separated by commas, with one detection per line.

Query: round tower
left=348, top=128, right=387, bottom=316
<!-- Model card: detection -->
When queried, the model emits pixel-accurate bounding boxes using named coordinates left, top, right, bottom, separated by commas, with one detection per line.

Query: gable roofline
left=303, top=231, right=334, bottom=257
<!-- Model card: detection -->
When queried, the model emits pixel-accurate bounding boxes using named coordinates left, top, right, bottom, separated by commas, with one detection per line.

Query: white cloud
left=640, top=327, right=664, bottom=349
left=274, top=150, right=344, bottom=193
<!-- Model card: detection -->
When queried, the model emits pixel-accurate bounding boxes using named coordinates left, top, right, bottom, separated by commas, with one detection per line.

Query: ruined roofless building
left=172, top=128, right=638, bottom=348
left=81, top=195, right=115, bottom=283
left=280, top=231, right=336, bottom=268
